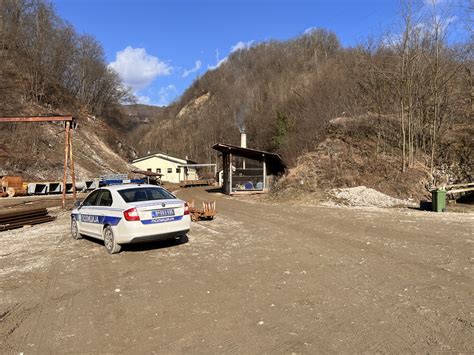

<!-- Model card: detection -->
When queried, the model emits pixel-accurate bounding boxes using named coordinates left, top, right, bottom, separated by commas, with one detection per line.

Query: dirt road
left=1, top=187, right=473, bottom=353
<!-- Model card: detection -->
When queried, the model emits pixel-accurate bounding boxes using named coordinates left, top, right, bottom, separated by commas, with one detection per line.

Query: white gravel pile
left=329, top=186, right=413, bottom=208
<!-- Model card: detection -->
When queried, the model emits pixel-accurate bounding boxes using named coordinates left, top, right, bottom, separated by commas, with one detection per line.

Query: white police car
left=71, top=184, right=191, bottom=254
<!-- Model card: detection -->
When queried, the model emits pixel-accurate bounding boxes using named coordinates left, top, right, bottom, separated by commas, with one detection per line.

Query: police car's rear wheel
left=104, top=226, right=121, bottom=254
left=71, top=218, right=82, bottom=240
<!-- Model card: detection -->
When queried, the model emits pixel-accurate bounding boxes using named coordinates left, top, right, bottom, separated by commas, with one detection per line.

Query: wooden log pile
left=0, top=207, right=56, bottom=231
left=1, top=176, right=27, bottom=197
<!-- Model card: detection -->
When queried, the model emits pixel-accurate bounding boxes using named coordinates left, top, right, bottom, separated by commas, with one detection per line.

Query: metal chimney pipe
left=240, top=133, right=247, bottom=148
left=241, top=133, right=246, bottom=169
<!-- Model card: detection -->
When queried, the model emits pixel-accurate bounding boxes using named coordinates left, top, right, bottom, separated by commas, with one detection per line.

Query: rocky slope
left=274, top=115, right=434, bottom=200
left=0, top=106, right=136, bottom=181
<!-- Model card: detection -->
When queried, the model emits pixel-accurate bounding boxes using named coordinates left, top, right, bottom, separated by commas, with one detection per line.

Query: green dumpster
left=432, top=189, right=446, bottom=212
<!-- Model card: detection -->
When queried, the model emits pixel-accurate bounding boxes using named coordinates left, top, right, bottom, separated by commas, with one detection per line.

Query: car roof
left=102, top=184, right=165, bottom=191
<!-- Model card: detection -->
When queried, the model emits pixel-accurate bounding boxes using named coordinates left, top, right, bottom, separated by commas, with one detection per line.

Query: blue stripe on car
left=102, top=216, right=122, bottom=226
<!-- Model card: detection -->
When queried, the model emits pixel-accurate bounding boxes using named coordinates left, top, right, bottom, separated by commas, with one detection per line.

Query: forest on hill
left=0, top=0, right=472, bottom=197
left=131, top=1, right=472, bottom=197
left=0, top=0, right=136, bottom=179
left=0, top=0, right=133, bottom=117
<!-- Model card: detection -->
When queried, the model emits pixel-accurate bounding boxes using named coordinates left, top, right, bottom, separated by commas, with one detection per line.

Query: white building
left=132, top=153, right=198, bottom=183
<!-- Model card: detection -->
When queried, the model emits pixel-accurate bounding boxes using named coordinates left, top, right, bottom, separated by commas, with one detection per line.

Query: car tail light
left=184, top=203, right=190, bottom=215
left=124, top=207, right=140, bottom=221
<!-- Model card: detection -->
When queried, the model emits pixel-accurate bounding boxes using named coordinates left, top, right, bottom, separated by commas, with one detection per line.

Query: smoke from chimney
left=236, top=105, right=247, bottom=169
left=236, top=106, right=246, bottom=134
left=237, top=105, right=247, bottom=169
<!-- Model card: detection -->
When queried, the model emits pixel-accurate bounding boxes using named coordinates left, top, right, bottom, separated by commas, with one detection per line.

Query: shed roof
left=212, top=143, right=286, bottom=174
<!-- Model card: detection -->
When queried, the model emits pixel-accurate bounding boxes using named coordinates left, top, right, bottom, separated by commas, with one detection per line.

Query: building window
left=167, top=168, right=172, bottom=174
left=176, top=168, right=181, bottom=174
left=156, top=168, right=161, bottom=174
left=147, top=168, right=152, bottom=172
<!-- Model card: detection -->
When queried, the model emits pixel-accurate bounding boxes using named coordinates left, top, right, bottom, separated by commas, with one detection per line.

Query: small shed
left=212, top=143, right=286, bottom=195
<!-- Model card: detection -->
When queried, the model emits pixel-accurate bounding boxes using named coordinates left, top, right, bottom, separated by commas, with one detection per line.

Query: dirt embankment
left=0, top=106, right=136, bottom=181
left=274, top=115, right=473, bottom=201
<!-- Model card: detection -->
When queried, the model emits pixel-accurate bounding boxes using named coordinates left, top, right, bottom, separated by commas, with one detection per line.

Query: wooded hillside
left=132, top=2, right=472, bottom=195
left=1, top=0, right=133, bottom=116
left=0, top=0, right=471, bottom=196
left=0, top=0, right=136, bottom=179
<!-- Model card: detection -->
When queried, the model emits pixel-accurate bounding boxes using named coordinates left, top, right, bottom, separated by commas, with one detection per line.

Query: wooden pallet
left=188, top=200, right=216, bottom=221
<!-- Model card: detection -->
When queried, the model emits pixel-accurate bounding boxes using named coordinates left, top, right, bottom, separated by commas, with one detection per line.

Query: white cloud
left=381, top=15, right=457, bottom=48
left=304, top=27, right=317, bottom=35
left=109, top=46, right=172, bottom=91
left=208, top=40, right=255, bottom=70
left=157, top=85, right=178, bottom=106
left=182, top=60, right=202, bottom=78
left=230, top=40, right=254, bottom=53
left=381, top=33, right=402, bottom=47
left=437, top=15, right=458, bottom=31
left=413, top=15, right=458, bottom=38
left=208, top=57, right=227, bottom=70
left=136, top=95, right=151, bottom=105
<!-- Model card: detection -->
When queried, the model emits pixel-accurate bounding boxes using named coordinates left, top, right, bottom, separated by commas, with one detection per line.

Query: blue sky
left=53, top=0, right=467, bottom=106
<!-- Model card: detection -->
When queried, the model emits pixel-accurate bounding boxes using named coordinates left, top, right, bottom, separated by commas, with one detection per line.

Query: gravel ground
left=328, top=186, right=418, bottom=208
left=0, top=187, right=473, bottom=353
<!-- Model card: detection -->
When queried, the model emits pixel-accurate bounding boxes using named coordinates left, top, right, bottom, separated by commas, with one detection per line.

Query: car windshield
left=118, top=187, right=176, bottom=203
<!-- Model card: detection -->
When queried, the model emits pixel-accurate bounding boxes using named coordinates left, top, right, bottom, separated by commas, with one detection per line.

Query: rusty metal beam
left=62, top=122, right=71, bottom=208
left=0, top=115, right=73, bottom=123
left=68, top=128, right=77, bottom=201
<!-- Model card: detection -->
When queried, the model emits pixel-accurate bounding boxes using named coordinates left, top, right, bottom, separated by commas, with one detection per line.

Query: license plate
left=152, top=209, right=175, bottom=218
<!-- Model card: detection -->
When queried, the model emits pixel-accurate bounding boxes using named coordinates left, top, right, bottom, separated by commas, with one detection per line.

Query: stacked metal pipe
left=0, top=207, right=56, bottom=231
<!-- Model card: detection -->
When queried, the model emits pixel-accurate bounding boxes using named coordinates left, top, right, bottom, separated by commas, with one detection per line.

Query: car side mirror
left=73, top=200, right=82, bottom=209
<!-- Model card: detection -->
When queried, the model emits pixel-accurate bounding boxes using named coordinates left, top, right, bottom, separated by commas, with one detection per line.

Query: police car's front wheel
left=104, top=226, right=121, bottom=254
left=71, top=218, right=82, bottom=240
